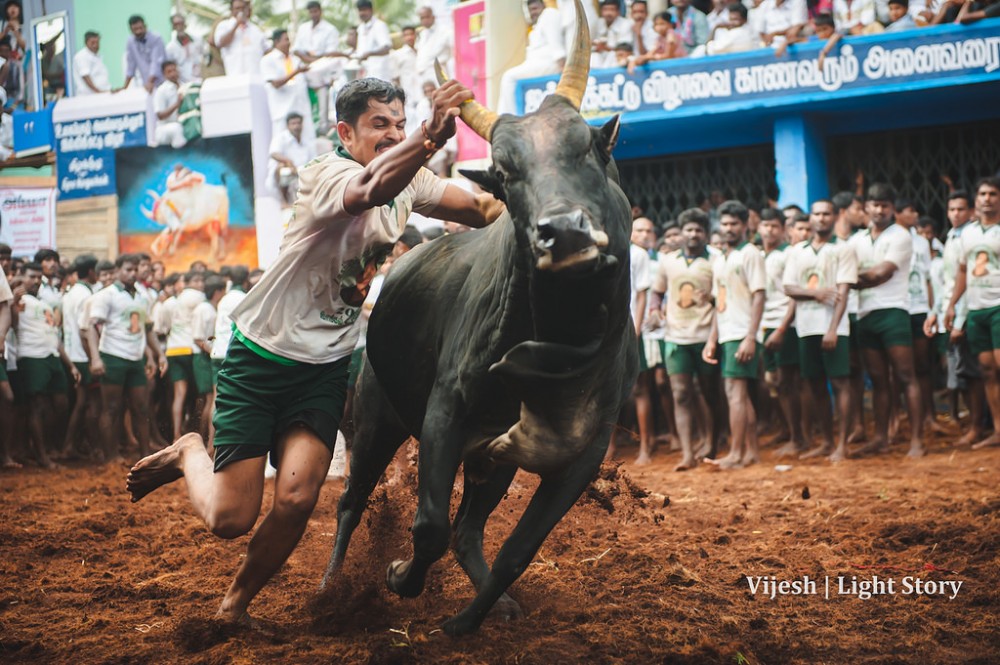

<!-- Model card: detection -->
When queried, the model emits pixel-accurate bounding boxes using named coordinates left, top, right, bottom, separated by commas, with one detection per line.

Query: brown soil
left=1, top=439, right=998, bottom=664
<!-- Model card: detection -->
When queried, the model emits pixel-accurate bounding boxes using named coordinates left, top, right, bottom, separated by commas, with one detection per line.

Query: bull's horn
left=141, top=206, right=154, bottom=219
left=554, top=0, right=591, bottom=111
left=146, top=189, right=160, bottom=201
left=435, top=58, right=498, bottom=142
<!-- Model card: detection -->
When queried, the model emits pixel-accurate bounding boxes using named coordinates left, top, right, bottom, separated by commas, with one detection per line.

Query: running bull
left=321, top=0, right=637, bottom=636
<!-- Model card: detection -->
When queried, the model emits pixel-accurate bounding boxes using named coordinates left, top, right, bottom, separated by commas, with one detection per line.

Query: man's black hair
left=335, top=78, right=406, bottom=126
left=286, top=111, right=304, bottom=123
left=204, top=276, right=227, bottom=300
left=128, top=14, right=145, bottom=26
left=306, top=0, right=322, bottom=9
left=23, top=261, right=43, bottom=272
left=356, top=0, right=373, bottom=9
left=948, top=189, right=973, bottom=207
left=814, top=13, right=835, bottom=27
left=0, top=242, right=11, bottom=257
left=84, top=30, right=99, bottom=41
left=74, top=254, right=99, bottom=279
left=895, top=197, right=919, bottom=213
left=229, top=264, right=250, bottom=286
left=115, top=253, right=140, bottom=268
left=867, top=182, right=897, bottom=203
left=760, top=207, right=782, bottom=222
left=97, top=259, right=115, bottom=272
left=678, top=208, right=710, bottom=233
left=831, top=190, right=856, bottom=211
left=975, top=176, right=1000, bottom=193
left=161, top=59, right=178, bottom=73
left=398, top=225, right=424, bottom=250
left=272, top=28, right=287, bottom=43
left=34, top=248, right=59, bottom=263
left=812, top=198, right=840, bottom=215
left=718, top=200, right=749, bottom=223
left=917, top=216, right=938, bottom=233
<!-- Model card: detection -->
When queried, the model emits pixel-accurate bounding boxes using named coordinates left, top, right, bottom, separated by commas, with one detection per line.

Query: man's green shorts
left=19, top=355, right=69, bottom=397
left=856, top=308, right=912, bottom=350
left=798, top=334, right=850, bottom=380
left=910, top=313, right=928, bottom=341
left=73, top=361, right=95, bottom=388
left=100, top=352, right=148, bottom=388
left=719, top=340, right=762, bottom=379
left=965, top=305, right=1000, bottom=355
left=763, top=327, right=799, bottom=372
left=212, top=336, right=349, bottom=472
left=662, top=341, right=714, bottom=377
left=0, top=362, right=6, bottom=383
left=211, top=357, right=224, bottom=386
left=167, top=353, right=212, bottom=395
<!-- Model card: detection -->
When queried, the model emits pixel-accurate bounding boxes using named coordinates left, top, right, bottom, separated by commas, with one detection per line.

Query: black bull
left=320, top=87, right=637, bottom=640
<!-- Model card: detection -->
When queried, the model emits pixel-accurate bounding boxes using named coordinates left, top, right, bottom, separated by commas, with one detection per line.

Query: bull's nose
left=535, top=209, right=604, bottom=272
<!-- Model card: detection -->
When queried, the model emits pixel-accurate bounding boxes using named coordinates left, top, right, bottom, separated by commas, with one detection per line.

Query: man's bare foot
left=924, top=418, right=949, bottom=436
left=771, top=428, right=791, bottom=445
left=1, top=457, right=22, bottom=469
left=775, top=441, right=807, bottom=458
left=740, top=451, right=760, bottom=467
left=971, top=432, right=1000, bottom=450
left=828, top=447, right=848, bottom=463
left=603, top=445, right=616, bottom=463
left=126, top=434, right=200, bottom=502
left=634, top=450, right=653, bottom=466
left=906, top=443, right=926, bottom=458
left=855, top=439, right=889, bottom=456
left=674, top=456, right=697, bottom=471
left=706, top=452, right=743, bottom=469
left=957, top=430, right=985, bottom=447
left=799, top=445, right=833, bottom=460
left=847, top=428, right=867, bottom=444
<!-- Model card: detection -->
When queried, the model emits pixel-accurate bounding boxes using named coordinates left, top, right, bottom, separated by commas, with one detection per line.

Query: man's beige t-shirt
left=652, top=248, right=718, bottom=345
left=231, top=150, right=448, bottom=364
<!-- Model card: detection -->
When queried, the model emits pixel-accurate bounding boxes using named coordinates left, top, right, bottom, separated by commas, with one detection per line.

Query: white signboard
left=0, top=187, right=57, bottom=256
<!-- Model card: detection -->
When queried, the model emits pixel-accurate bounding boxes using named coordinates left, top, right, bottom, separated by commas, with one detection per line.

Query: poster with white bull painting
left=115, top=135, right=257, bottom=273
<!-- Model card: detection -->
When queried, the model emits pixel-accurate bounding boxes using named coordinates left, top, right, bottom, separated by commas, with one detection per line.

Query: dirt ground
left=1, top=435, right=998, bottom=665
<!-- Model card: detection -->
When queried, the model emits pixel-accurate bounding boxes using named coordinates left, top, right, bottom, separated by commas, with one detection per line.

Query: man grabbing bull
left=126, top=77, right=504, bottom=624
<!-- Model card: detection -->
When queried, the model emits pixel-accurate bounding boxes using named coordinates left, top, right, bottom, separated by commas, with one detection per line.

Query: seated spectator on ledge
left=628, top=13, right=685, bottom=73
left=629, top=1, right=659, bottom=58
left=701, top=4, right=757, bottom=56
left=671, top=0, right=710, bottom=52
left=592, top=0, right=634, bottom=69
left=833, top=0, right=879, bottom=34
left=153, top=60, right=186, bottom=148
left=758, top=0, right=808, bottom=51
left=885, top=0, right=919, bottom=29
left=614, top=42, right=634, bottom=68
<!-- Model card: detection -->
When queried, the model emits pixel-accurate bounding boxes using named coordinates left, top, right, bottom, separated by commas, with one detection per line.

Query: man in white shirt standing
left=498, top=0, right=566, bottom=115
left=61, top=255, right=100, bottom=460
left=293, top=1, right=341, bottom=134
left=390, top=25, right=420, bottom=118
left=159, top=271, right=210, bottom=440
left=592, top=0, right=634, bottom=69
left=13, top=262, right=80, bottom=469
left=849, top=183, right=923, bottom=458
left=73, top=31, right=110, bottom=95
left=87, top=254, right=166, bottom=463
left=153, top=60, right=186, bottom=149
left=166, top=14, right=203, bottom=84
left=415, top=5, right=453, bottom=85
left=206, top=266, right=250, bottom=447
left=356, top=0, right=393, bottom=82
left=260, top=28, right=315, bottom=140
left=214, top=0, right=266, bottom=77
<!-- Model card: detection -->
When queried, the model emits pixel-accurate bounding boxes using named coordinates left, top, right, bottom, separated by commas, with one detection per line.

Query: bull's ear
left=459, top=168, right=506, bottom=203
left=596, top=115, right=621, bottom=162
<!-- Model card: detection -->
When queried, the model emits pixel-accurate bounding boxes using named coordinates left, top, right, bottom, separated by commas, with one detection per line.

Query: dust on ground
left=1, top=438, right=997, bottom=664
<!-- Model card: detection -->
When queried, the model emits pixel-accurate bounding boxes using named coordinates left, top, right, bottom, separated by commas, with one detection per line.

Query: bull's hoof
left=489, top=594, right=523, bottom=622
left=385, top=559, right=426, bottom=598
left=442, top=609, right=481, bottom=637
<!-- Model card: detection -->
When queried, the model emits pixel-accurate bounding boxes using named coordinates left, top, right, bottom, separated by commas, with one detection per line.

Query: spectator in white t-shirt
left=833, top=0, right=878, bottom=34
left=704, top=3, right=758, bottom=55
left=390, top=25, right=420, bottom=108
left=213, top=0, right=266, bottom=77
left=629, top=1, right=660, bottom=57
left=153, top=61, right=186, bottom=149
left=592, top=0, right=634, bottom=69
left=166, top=15, right=203, bottom=84
left=355, top=0, right=393, bottom=82
left=757, top=0, right=808, bottom=49
left=268, top=112, right=318, bottom=206
left=73, top=31, right=110, bottom=95
left=498, top=0, right=565, bottom=115
left=415, top=5, right=453, bottom=84
left=261, top=28, right=314, bottom=140
left=293, top=1, right=341, bottom=134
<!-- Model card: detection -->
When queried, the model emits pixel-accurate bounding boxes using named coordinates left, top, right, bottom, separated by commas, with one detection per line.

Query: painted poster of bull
left=142, top=166, right=230, bottom=259
left=322, top=0, right=638, bottom=636
left=115, top=135, right=258, bottom=272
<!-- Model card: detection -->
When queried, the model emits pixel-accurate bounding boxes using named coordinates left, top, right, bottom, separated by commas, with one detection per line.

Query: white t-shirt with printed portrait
left=957, top=220, right=1000, bottom=312
left=89, top=283, right=152, bottom=362
left=783, top=238, right=858, bottom=338
left=761, top=244, right=792, bottom=331
left=908, top=228, right=932, bottom=315
left=652, top=248, right=718, bottom=345
left=850, top=223, right=913, bottom=318
left=16, top=294, right=60, bottom=359
left=714, top=241, right=767, bottom=344
left=61, top=281, right=95, bottom=363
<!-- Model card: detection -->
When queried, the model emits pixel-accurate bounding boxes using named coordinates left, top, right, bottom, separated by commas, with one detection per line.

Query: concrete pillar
left=774, top=115, right=829, bottom=209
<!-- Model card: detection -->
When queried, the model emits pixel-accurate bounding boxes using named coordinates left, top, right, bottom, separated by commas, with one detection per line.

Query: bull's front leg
left=385, top=410, right=464, bottom=598
left=442, top=424, right=611, bottom=636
